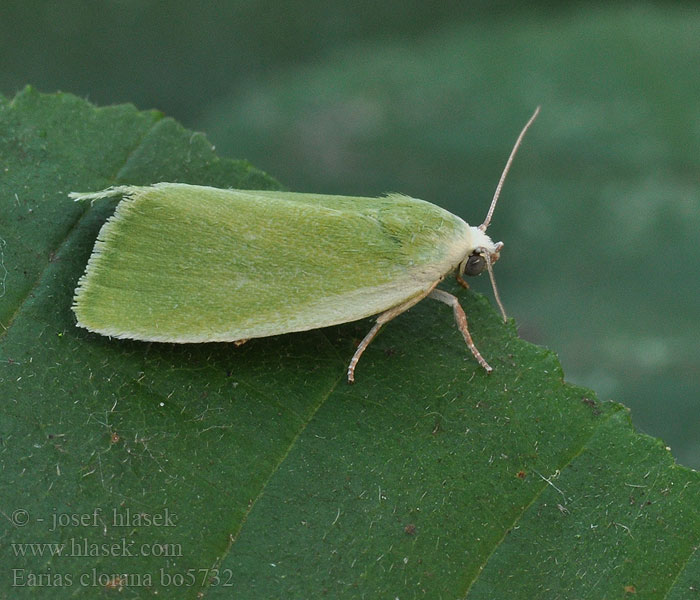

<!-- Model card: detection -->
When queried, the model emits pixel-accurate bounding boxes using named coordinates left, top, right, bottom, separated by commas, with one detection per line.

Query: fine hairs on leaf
left=0, top=89, right=698, bottom=600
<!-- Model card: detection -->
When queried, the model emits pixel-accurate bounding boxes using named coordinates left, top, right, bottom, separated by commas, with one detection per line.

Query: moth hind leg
left=347, top=322, right=383, bottom=383
left=347, top=283, right=440, bottom=383
left=429, top=288, right=492, bottom=373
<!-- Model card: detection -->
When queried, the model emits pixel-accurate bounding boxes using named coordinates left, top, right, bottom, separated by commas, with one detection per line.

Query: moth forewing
left=71, top=184, right=471, bottom=343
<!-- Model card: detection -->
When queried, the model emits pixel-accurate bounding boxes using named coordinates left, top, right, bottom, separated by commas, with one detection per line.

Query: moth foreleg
left=455, top=273, right=469, bottom=289
left=428, top=289, right=492, bottom=373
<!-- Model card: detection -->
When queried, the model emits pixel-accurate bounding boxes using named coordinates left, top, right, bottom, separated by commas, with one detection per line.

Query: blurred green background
left=2, top=1, right=698, bottom=468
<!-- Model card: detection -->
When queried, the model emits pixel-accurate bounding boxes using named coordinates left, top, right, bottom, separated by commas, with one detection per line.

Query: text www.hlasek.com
left=12, top=537, right=182, bottom=558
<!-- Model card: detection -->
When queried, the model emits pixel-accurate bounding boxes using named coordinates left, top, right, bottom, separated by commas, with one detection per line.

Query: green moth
left=72, top=108, right=539, bottom=382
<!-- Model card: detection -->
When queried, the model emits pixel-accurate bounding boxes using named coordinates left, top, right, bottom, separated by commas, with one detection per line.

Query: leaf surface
left=0, top=89, right=698, bottom=599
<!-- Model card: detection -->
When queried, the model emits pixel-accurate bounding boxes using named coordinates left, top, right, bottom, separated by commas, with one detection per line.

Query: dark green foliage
left=0, top=89, right=698, bottom=599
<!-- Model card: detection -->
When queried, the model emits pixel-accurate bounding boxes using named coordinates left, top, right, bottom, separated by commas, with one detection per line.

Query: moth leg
left=428, top=289, right=492, bottom=373
left=347, top=321, right=384, bottom=383
left=233, top=339, right=249, bottom=347
left=347, top=282, right=440, bottom=383
left=455, top=273, right=469, bottom=289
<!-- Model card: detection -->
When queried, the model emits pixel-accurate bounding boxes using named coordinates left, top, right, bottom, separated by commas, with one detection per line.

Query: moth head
left=463, top=252, right=487, bottom=276
left=460, top=227, right=502, bottom=275
left=459, top=230, right=507, bottom=322
left=463, top=241, right=503, bottom=273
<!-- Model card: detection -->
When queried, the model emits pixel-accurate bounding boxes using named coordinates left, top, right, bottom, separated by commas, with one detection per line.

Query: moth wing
left=73, top=183, right=472, bottom=342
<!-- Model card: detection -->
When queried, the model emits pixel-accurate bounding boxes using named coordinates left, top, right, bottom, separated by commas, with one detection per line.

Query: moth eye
left=465, top=253, right=486, bottom=276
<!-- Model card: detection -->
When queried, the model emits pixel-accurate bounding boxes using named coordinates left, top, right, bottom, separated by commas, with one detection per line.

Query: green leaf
left=1, top=88, right=698, bottom=599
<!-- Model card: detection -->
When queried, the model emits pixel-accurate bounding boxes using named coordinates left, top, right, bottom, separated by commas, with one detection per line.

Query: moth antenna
left=480, top=106, right=540, bottom=232
left=485, top=252, right=507, bottom=322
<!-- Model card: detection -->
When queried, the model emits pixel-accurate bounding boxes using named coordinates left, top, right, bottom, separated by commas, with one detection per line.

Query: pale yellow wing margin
left=71, top=183, right=472, bottom=343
